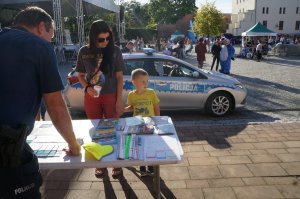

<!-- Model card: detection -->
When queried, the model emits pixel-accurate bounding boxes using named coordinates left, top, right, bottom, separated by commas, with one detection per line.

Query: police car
left=63, top=49, right=247, bottom=116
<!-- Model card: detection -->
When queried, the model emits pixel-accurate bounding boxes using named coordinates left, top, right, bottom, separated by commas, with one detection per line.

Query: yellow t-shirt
left=127, top=89, right=160, bottom=117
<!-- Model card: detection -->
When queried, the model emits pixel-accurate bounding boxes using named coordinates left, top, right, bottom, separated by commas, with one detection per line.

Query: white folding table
left=29, top=117, right=184, bottom=199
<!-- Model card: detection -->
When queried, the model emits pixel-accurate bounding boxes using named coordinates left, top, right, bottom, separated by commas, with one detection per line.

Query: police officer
left=0, top=7, right=81, bottom=199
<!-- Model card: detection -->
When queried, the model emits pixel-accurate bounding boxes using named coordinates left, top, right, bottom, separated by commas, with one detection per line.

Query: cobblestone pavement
left=180, top=49, right=300, bottom=124
left=40, top=122, right=300, bottom=199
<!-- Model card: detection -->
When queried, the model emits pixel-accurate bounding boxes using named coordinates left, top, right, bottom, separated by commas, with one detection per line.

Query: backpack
left=220, top=45, right=228, bottom=61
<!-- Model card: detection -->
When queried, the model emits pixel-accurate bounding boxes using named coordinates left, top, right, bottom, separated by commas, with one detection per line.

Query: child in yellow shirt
left=125, top=68, right=160, bottom=176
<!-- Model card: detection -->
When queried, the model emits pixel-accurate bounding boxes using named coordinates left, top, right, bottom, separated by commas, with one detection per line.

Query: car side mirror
left=192, top=71, right=199, bottom=78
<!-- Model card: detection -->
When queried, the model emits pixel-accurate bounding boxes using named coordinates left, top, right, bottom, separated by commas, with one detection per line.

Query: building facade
left=228, top=0, right=300, bottom=36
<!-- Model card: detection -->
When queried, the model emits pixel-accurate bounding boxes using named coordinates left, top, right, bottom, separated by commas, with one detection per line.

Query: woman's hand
left=87, top=86, right=97, bottom=97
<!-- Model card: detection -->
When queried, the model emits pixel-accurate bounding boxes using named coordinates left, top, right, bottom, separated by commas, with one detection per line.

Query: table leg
left=153, top=165, right=161, bottom=199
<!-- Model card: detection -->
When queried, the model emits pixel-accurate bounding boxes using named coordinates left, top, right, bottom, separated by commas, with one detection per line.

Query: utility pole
left=53, top=0, right=65, bottom=63
left=114, top=0, right=125, bottom=43
left=254, top=0, right=257, bottom=25
left=76, top=0, right=85, bottom=47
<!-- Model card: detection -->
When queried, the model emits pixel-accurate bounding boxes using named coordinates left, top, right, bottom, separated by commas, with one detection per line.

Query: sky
left=124, top=0, right=232, bottom=13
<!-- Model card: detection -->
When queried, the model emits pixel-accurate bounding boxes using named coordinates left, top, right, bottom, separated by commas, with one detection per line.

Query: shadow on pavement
left=233, top=74, right=300, bottom=95
left=41, top=169, right=81, bottom=199
left=126, top=167, right=175, bottom=199
left=263, top=57, right=300, bottom=68
left=232, top=74, right=300, bottom=111
left=173, top=110, right=277, bottom=149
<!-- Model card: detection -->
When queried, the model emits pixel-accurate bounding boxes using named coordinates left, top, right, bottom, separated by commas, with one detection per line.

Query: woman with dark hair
left=75, top=19, right=124, bottom=179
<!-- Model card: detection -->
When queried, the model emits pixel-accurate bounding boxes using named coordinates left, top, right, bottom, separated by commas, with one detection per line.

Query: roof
left=0, top=0, right=119, bottom=15
left=242, top=22, right=277, bottom=37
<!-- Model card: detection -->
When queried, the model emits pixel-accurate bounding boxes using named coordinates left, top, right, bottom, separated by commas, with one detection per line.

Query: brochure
left=96, top=118, right=117, bottom=130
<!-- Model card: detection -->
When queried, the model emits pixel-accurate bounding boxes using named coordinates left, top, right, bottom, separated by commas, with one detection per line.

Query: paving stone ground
left=40, top=122, right=300, bottom=199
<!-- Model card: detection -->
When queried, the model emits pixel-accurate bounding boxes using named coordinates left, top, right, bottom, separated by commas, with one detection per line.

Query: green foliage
left=125, top=28, right=157, bottom=43
left=0, top=8, right=18, bottom=27
left=122, top=0, right=150, bottom=28
left=194, top=2, right=223, bottom=37
left=148, top=0, right=196, bottom=24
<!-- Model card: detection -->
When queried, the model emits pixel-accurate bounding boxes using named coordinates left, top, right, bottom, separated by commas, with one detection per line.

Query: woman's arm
left=77, top=72, right=96, bottom=97
left=115, top=71, right=124, bottom=117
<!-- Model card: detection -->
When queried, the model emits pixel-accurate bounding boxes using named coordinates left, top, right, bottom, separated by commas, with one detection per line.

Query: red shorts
left=84, top=93, right=117, bottom=119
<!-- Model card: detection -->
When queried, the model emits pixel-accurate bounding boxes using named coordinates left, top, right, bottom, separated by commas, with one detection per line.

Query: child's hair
left=131, top=68, right=148, bottom=80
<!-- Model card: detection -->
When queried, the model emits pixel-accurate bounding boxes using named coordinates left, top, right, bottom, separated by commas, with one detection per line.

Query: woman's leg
left=84, top=93, right=103, bottom=119
left=101, top=93, right=117, bottom=119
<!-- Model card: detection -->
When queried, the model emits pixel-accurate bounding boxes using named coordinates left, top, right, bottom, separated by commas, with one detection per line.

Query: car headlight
left=234, top=84, right=244, bottom=89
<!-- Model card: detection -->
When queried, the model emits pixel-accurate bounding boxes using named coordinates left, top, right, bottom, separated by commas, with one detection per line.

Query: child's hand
left=124, top=105, right=133, bottom=112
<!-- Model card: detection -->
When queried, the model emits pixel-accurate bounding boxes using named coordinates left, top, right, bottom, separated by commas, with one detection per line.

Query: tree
left=194, top=2, right=223, bottom=37
left=122, top=0, right=150, bottom=28
left=0, top=8, right=18, bottom=27
left=148, top=0, right=196, bottom=24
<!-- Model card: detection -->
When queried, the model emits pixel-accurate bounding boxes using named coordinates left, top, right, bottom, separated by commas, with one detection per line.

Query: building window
left=237, top=0, right=238, bottom=4
left=296, top=7, right=299, bottom=14
left=283, top=7, right=286, bottom=14
left=279, top=21, right=284, bottom=30
left=296, top=21, right=300, bottom=30
left=243, top=8, right=244, bottom=13
left=279, top=7, right=282, bottom=14
left=266, top=7, right=269, bottom=14
left=262, top=7, right=265, bottom=14
left=263, top=21, right=267, bottom=27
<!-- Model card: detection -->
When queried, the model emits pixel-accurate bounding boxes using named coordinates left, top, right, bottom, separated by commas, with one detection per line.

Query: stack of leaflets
left=117, top=134, right=143, bottom=160
left=120, top=116, right=155, bottom=135
left=96, top=118, right=117, bottom=129
left=91, top=119, right=118, bottom=145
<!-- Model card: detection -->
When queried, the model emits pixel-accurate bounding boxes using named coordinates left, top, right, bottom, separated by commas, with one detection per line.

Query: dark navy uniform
left=0, top=27, right=64, bottom=198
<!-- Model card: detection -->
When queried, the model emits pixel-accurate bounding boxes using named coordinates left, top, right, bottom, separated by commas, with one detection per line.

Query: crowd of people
left=240, top=35, right=299, bottom=61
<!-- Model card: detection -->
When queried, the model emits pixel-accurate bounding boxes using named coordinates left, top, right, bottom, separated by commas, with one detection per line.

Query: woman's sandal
left=111, top=168, right=123, bottom=179
left=95, top=168, right=107, bottom=178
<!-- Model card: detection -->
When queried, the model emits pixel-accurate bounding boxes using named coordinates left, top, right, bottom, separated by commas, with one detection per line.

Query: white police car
left=63, top=49, right=247, bottom=116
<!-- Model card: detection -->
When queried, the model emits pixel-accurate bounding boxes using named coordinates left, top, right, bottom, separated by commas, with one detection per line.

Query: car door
left=153, top=59, right=207, bottom=109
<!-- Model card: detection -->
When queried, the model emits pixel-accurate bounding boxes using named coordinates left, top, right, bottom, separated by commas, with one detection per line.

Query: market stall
left=240, top=22, right=277, bottom=58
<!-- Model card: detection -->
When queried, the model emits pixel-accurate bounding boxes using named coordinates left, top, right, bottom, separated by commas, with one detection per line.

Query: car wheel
left=205, top=92, right=234, bottom=116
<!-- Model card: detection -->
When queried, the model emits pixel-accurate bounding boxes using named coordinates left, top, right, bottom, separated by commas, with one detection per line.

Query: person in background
left=0, top=6, right=81, bottom=199
left=124, top=68, right=160, bottom=177
left=75, top=19, right=124, bottom=179
left=219, top=37, right=235, bottom=74
left=211, top=38, right=221, bottom=71
left=195, top=38, right=207, bottom=68
left=256, top=40, right=263, bottom=62
left=140, top=37, right=145, bottom=49
left=121, top=41, right=134, bottom=53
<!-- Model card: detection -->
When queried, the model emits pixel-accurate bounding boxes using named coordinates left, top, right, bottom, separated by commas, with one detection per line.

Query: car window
left=154, top=60, right=197, bottom=78
left=124, top=59, right=159, bottom=76
left=124, top=60, right=143, bottom=75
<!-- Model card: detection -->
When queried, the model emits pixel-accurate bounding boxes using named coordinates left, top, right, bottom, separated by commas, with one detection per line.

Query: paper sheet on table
left=143, top=136, right=181, bottom=161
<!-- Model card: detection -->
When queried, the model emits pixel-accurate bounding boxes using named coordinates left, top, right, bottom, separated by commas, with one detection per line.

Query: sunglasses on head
left=97, top=36, right=110, bottom=43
